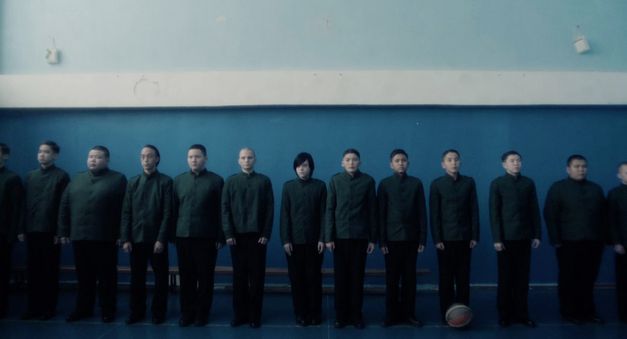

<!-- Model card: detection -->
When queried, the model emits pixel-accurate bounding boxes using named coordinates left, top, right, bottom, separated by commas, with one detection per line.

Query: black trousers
left=129, top=242, right=169, bottom=319
left=72, top=240, right=118, bottom=316
left=333, top=239, right=368, bottom=323
left=556, top=241, right=603, bottom=319
left=230, top=233, right=267, bottom=323
left=285, top=243, right=323, bottom=320
left=617, top=252, right=627, bottom=320
left=0, top=236, right=11, bottom=317
left=384, top=241, right=418, bottom=321
left=26, top=232, right=61, bottom=315
left=496, top=240, right=531, bottom=321
left=175, top=238, right=217, bottom=322
left=437, top=240, right=471, bottom=319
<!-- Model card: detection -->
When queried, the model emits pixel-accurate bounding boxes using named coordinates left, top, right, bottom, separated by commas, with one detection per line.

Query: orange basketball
left=445, top=303, right=473, bottom=328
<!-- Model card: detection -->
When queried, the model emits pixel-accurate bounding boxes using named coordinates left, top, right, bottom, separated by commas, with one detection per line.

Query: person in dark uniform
left=489, top=151, right=540, bottom=328
left=120, top=145, right=172, bottom=325
left=429, top=149, right=479, bottom=323
left=173, top=144, right=224, bottom=327
left=378, top=149, right=426, bottom=328
left=58, top=145, right=127, bottom=323
left=280, top=152, right=326, bottom=326
left=325, top=148, right=377, bottom=329
left=222, top=147, right=274, bottom=328
left=607, top=161, right=627, bottom=323
left=19, top=141, right=69, bottom=321
left=0, top=143, right=24, bottom=319
left=544, top=154, right=606, bottom=325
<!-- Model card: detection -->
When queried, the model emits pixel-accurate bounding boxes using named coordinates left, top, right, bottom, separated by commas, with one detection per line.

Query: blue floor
left=1, top=286, right=625, bottom=339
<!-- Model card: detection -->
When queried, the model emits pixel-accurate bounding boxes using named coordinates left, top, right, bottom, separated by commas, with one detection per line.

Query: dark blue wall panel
left=1, top=106, right=625, bottom=284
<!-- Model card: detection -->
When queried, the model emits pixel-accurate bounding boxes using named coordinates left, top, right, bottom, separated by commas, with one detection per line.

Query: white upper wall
left=1, top=0, right=626, bottom=107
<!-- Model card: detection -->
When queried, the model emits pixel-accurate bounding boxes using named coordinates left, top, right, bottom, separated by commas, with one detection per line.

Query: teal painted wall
left=2, top=0, right=627, bottom=73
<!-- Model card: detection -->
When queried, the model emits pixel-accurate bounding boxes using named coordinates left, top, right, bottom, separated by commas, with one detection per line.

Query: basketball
left=445, top=303, right=473, bottom=328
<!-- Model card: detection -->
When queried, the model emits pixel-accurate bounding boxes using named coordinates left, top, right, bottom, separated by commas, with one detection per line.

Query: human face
left=390, top=154, right=409, bottom=175
left=341, top=153, right=360, bottom=175
left=38, top=144, right=58, bottom=168
left=566, top=159, right=587, bottom=181
left=502, top=154, right=521, bottom=176
left=140, top=147, right=159, bottom=174
left=187, top=148, right=206, bottom=173
left=617, top=164, right=627, bottom=185
left=238, top=149, right=256, bottom=173
left=441, top=152, right=460, bottom=176
left=87, top=150, right=108, bottom=172
left=296, top=160, right=312, bottom=180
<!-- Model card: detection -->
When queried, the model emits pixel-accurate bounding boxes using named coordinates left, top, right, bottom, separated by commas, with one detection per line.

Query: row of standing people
left=0, top=141, right=626, bottom=329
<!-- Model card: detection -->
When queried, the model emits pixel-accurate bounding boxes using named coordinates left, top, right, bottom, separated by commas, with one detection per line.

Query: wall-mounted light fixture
left=573, top=25, right=591, bottom=54
left=46, top=38, right=61, bottom=64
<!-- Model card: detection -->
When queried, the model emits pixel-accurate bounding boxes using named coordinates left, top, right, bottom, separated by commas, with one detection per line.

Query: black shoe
left=152, top=315, right=165, bottom=325
left=102, top=314, right=115, bottom=323
left=499, top=319, right=511, bottom=327
left=21, top=311, right=40, bottom=320
left=125, top=314, right=144, bottom=325
left=296, top=316, right=307, bottom=327
left=66, top=312, right=89, bottom=322
left=40, top=312, right=56, bottom=321
left=586, top=315, right=604, bottom=324
left=195, top=318, right=208, bottom=327
left=249, top=321, right=261, bottom=328
left=521, top=319, right=537, bottom=328
left=230, top=318, right=247, bottom=327
left=309, top=316, right=322, bottom=326
left=407, top=317, right=423, bottom=327
left=179, top=317, right=193, bottom=327
left=562, top=315, right=583, bottom=325
left=353, top=319, right=365, bottom=329
left=334, top=320, right=346, bottom=328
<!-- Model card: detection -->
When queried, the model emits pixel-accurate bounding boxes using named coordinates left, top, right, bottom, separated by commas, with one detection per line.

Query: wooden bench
left=12, top=266, right=430, bottom=292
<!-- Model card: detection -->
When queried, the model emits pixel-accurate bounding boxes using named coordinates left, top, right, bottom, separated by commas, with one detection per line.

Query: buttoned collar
left=190, top=168, right=207, bottom=177
left=445, top=172, right=461, bottom=182
left=567, top=176, right=587, bottom=184
left=40, top=164, right=56, bottom=174
left=297, top=176, right=311, bottom=184
left=240, top=170, right=256, bottom=177
left=142, top=169, right=159, bottom=179
left=90, top=168, right=109, bottom=177
left=393, top=172, right=407, bottom=181
left=505, top=172, right=520, bottom=182
left=342, top=170, right=361, bottom=180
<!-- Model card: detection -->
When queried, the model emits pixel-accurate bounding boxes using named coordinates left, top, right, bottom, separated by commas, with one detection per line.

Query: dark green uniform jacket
left=0, top=167, right=23, bottom=242
left=325, top=171, right=377, bottom=243
left=58, top=169, right=127, bottom=241
left=429, top=174, right=480, bottom=243
left=489, top=173, right=541, bottom=242
left=173, top=169, right=224, bottom=240
left=607, top=184, right=627, bottom=246
left=23, top=165, right=69, bottom=234
left=120, top=170, right=173, bottom=244
left=222, top=171, right=274, bottom=239
left=377, top=173, right=427, bottom=246
left=279, top=177, right=327, bottom=245
left=543, top=178, right=606, bottom=245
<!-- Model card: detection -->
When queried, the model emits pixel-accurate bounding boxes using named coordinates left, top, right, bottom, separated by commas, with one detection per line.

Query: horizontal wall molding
left=1, top=70, right=627, bottom=108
